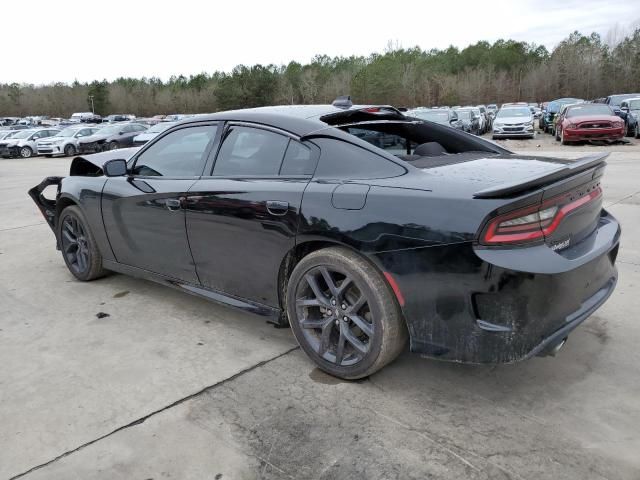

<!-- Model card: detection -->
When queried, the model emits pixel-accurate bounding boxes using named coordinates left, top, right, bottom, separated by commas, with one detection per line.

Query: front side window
left=213, top=126, right=289, bottom=176
left=132, top=125, right=217, bottom=177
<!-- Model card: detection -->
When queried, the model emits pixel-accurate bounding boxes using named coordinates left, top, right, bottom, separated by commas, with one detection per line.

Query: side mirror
left=104, top=158, right=127, bottom=177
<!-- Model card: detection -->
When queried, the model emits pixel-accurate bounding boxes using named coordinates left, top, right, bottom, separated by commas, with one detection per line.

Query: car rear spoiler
left=473, top=153, right=609, bottom=199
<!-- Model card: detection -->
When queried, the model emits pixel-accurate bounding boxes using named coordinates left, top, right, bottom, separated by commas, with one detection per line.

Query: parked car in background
left=132, top=121, right=177, bottom=146
left=486, top=104, right=497, bottom=118
left=0, top=128, right=60, bottom=158
left=555, top=103, right=624, bottom=145
left=453, top=108, right=481, bottom=135
left=619, top=97, right=640, bottom=137
left=540, top=98, right=583, bottom=133
left=103, top=114, right=130, bottom=123
left=407, top=108, right=464, bottom=130
left=492, top=106, right=535, bottom=139
left=70, top=112, right=95, bottom=123
left=551, top=103, right=580, bottom=137
left=477, top=105, right=492, bottom=131
left=77, top=123, right=148, bottom=153
left=603, top=93, right=640, bottom=119
left=36, top=126, right=101, bottom=157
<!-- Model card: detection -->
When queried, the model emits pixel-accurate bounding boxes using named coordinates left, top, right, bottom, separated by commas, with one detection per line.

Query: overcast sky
left=3, top=0, right=639, bottom=85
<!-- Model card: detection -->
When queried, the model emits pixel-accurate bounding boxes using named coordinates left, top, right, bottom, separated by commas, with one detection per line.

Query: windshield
left=627, top=99, right=640, bottom=110
left=497, top=108, right=531, bottom=118
left=412, top=111, right=450, bottom=123
left=567, top=105, right=613, bottom=117
left=11, top=130, right=35, bottom=139
left=96, top=125, right=122, bottom=135
left=148, top=122, right=175, bottom=133
left=56, top=127, right=80, bottom=137
left=609, top=94, right=640, bottom=107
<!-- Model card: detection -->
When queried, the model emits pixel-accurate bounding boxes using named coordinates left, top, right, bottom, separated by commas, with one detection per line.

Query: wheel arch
left=276, top=239, right=408, bottom=331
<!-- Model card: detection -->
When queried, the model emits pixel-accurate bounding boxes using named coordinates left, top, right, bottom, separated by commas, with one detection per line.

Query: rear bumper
left=372, top=211, right=620, bottom=364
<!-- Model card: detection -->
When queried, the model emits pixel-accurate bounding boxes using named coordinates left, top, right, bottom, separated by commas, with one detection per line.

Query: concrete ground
left=1, top=136, right=639, bottom=479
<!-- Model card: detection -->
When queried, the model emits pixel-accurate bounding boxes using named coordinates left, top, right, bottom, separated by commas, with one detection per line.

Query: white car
left=0, top=128, right=60, bottom=158
left=492, top=106, right=535, bottom=139
left=36, top=126, right=101, bottom=157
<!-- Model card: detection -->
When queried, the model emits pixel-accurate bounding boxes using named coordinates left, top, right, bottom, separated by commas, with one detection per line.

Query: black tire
left=555, top=128, right=561, bottom=141
left=20, top=146, right=33, bottom=158
left=108, top=141, right=119, bottom=151
left=635, top=123, right=639, bottom=139
left=287, top=246, right=407, bottom=379
left=626, top=123, right=634, bottom=137
left=64, top=144, right=76, bottom=157
left=560, top=129, right=570, bottom=146
left=57, top=205, right=106, bottom=281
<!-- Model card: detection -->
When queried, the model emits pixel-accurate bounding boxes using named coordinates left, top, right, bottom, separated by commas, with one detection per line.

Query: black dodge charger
left=30, top=99, right=620, bottom=379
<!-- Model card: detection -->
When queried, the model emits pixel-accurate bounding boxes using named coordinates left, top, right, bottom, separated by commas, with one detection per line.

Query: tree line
left=1, top=29, right=639, bottom=118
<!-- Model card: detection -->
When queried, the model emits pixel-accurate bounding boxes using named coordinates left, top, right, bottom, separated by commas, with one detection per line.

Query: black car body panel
left=29, top=105, right=620, bottom=364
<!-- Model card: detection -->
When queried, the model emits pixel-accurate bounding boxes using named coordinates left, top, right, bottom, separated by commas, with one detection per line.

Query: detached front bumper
left=78, top=142, right=104, bottom=153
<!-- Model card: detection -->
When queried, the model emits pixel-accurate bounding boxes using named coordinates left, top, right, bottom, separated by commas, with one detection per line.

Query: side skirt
left=102, top=260, right=284, bottom=324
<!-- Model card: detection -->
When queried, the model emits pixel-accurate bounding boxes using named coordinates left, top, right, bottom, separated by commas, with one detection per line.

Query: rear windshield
left=567, top=105, right=613, bottom=117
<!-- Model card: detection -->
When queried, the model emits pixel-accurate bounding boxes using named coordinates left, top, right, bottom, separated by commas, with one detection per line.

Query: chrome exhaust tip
left=548, top=337, right=567, bottom=356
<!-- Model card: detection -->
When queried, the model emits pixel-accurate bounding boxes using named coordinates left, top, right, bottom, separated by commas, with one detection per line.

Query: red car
left=556, top=104, right=624, bottom=145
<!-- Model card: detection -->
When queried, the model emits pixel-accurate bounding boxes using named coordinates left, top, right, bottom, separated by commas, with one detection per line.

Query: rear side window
left=313, top=138, right=406, bottom=179
left=213, top=126, right=289, bottom=176
left=280, top=140, right=316, bottom=175
left=132, top=125, right=217, bottom=177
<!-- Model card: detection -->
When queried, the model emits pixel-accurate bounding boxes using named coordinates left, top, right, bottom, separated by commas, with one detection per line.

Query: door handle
left=165, top=198, right=183, bottom=211
left=266, top=200, right=289, bottom=216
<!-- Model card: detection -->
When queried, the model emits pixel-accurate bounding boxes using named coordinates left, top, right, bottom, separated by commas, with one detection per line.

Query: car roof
left=175, top=104, right=390, bottom=137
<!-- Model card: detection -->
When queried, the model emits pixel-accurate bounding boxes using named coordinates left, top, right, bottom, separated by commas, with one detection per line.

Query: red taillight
left=482, top=186, right=602, bottom=245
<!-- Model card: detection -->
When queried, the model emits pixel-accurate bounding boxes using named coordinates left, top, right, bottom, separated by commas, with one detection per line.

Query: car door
left=186, top=123, right=318, bottom=307
left=101, top=122, right=219, bottom=283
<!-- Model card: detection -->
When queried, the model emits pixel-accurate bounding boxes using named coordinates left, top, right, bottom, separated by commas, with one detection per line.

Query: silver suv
left=0, top=128, right=60, bottom=158
left=37, top=126, right=101, bottom=157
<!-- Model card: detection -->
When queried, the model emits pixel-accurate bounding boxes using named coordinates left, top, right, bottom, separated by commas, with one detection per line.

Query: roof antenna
left=332, top=95, right=353, bottom=109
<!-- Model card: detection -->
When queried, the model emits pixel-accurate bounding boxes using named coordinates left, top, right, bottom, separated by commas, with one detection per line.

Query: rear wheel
left=287, top=247, right=407, bottom=380
left=20, top=146, right=33, bottom=158
left=57, top=205, right=106, bottom=281
left=64, top=144, right=76, bottom=156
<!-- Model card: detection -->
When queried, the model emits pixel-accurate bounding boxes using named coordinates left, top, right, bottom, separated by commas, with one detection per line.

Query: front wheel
left=20, top=146, right=33, bottom=158
left=57, top=205, right=106, bottom=281
left=561, top=128, right=570, bottom=146
left=108, top=141, right=119, bottom=151
left=287, top=247, right=407, bottom=380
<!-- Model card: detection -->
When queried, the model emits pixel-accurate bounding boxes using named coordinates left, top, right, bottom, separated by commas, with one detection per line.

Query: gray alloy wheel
left=57, top=205, right=106, bottom=281
left=64, top=144, right=76, bottom=156
left=20, top=146, right=33, bottom=158
left=108, top=141, right=119, bottom=150
left=287, top=247, right=407, bottom=379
